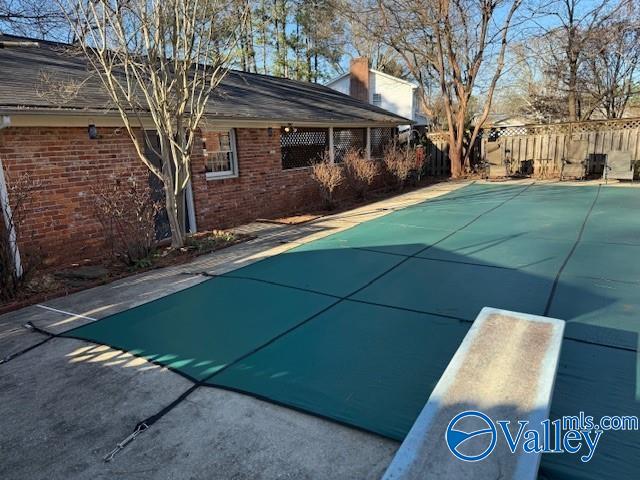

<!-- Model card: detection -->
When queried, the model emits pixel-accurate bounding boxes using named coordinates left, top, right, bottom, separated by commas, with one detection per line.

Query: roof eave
left=0, top=108, right=412, bottom=128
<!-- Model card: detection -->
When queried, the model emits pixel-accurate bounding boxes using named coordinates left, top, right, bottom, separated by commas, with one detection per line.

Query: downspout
left=185, top=180, right=197, bottom=234
left=0, top=115, right=23, bottom=277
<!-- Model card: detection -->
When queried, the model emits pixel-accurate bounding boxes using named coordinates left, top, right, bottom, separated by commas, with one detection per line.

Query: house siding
left=368, top=72, right=415, bottom=126
left=327, top=70, right=418, bottom=128
left=328, top=75, right=350, bottom=95
left=0, top=126, right=322, bottom=267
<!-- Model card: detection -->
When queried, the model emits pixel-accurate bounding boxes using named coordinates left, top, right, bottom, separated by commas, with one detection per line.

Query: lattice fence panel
left=281, top=127, right=329, bottom=169
left=571, top=117, right=640, bottom=133
left=370, top=127, right=395, bottom=159
left=333, top=127, right=366, bottom=162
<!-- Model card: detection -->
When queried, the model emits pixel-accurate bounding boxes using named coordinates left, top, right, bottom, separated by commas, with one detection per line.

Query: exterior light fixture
left=267, top=127, right=273, bottom=137
left=88, top=124, right=98, bottom=139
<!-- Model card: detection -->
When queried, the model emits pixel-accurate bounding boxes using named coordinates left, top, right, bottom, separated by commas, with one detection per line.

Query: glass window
left=205, top=129, right=238, bottom=179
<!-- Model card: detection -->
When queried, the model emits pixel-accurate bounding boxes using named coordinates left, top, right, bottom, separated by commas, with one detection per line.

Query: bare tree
left=528, top=0, right=632, bottom=121
left=582, top=18, right=640, bottom=119
left=342, top=0, right=523, bottom=177
left=62, top=0, right=242, bottom=247
left=342, top=0, right=407, bottom=77
left=493, top=38, right=570, bottom=122
left=0, top=0, right=68, bottom=39
left=234, top=0, right=257, bottom=72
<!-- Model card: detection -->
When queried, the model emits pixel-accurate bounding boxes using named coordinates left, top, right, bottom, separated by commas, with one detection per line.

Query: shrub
left=0, top=173, right=41, bottom=302
left=343, top=148, right=379, bottom=199
left=383, top=143, right=418, bottom=189
left=310, top=153, right=344, bottom=209
left=92, top=178, right=163, bottom=266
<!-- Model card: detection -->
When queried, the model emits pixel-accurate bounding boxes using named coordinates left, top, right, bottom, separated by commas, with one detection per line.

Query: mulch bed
left=0, top=231, right=252, bottom=315
left=262, top=177, right=445, bottom=225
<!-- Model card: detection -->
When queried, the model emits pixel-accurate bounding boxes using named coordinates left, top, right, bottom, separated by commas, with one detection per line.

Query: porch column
left=328, top=126, right=335, bottom=163
left=366, top=127, right=371, bottom=159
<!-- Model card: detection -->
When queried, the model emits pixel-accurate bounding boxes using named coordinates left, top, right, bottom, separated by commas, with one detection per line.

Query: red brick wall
left=190, top=127, right=320, bottom=229
left=349, top=57, right=370, bottom=103
left=0, top=126, right=148, bottom=266
left=0, top=126, right=329, bottom=266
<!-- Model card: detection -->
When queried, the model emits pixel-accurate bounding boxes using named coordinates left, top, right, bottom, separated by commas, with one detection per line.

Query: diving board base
left=382, top=307, right=565, bottom=480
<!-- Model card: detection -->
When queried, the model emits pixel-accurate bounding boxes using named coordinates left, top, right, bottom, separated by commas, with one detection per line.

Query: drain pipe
left=0, top=115, right=23, bottom=277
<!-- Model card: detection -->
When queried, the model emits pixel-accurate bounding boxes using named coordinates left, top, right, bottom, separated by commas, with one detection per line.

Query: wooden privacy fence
left=422, top=133, right=452, bottom=177
left=424, top=117, right=640, bottom=178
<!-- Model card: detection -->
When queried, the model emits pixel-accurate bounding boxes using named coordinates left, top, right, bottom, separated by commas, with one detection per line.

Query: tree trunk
left=306, top=36, right=312, bottom=82
left=160, top=139, right=186, bottom=248
left=568, top=76, right=578, bottom=121
left=246, top=5, right=257, bottom=73
left=165, top=186, right=185, bottom=248
left=566, top=19, right=580, bottom=121
left=449, top=142, right=464, bottom=178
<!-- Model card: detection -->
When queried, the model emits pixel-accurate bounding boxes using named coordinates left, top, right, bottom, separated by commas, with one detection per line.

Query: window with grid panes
left=204, top=129, right=238, bottom=179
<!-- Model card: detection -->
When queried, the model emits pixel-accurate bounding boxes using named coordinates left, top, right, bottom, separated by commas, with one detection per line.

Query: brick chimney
left=349, top=57, right=370, bottom=103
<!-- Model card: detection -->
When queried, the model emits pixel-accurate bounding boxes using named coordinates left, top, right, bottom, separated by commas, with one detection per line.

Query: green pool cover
left=64, top=183, right=640, bottom=479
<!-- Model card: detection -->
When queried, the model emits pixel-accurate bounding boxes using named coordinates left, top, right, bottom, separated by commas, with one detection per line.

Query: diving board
left=383, top=307, right=565, bottom=480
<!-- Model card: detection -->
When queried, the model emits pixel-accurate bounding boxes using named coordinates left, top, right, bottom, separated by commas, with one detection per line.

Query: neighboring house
left=0, top=35, right=409, bottom=267
left=325, top=58, right=428, bottom=132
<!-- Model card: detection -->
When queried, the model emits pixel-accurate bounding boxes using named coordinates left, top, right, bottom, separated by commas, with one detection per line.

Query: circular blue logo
left=445, top=410, right=497, bottom=462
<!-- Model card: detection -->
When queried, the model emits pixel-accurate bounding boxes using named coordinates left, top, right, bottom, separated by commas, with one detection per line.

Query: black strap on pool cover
left=543, top=185, right=601, bottom=316
left=0, top=322, right=57, bottom=365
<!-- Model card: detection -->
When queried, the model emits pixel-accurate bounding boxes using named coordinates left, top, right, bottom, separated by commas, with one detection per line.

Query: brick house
left=0, top=35, right=409, bottom=267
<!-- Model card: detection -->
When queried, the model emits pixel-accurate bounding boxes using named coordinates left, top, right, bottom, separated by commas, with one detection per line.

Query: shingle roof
left=0, top=34, right=410, bottom=125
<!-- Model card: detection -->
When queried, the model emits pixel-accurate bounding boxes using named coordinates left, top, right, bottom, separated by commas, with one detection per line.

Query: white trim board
left=0, top=118, right=23, bottom=278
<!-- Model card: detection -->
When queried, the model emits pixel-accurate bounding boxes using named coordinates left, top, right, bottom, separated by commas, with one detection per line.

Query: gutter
left=0, top=115, right=23, bottom=277
left=0, top=40, right=39, bottom=49
left=0, top=109, right=412, bottom=128
left=2, top=109, right=411, bottom=127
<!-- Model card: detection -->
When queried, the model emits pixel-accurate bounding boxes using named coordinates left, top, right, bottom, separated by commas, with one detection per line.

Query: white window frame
left=205, top=128, right=239, bottom=180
